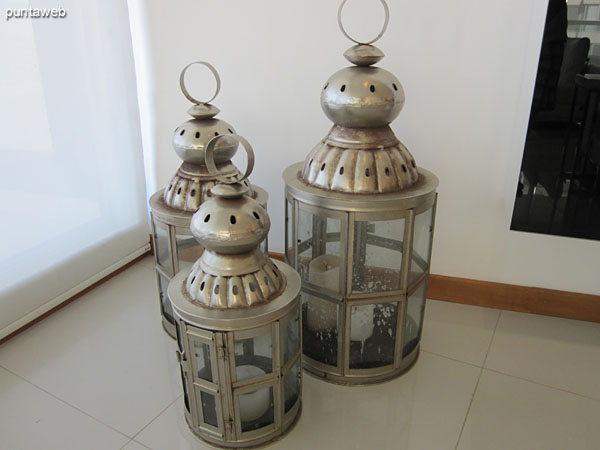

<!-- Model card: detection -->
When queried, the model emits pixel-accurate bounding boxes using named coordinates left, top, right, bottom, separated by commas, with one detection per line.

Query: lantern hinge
left=225, top=416, right=234, bottom=432
left=216, top=342, right=228, bottom=360
left=175, top=350, right=186, bottom=362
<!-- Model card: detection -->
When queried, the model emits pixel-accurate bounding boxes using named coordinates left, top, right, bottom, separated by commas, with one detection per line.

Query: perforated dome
left=301, top=126, right=418, bottom=194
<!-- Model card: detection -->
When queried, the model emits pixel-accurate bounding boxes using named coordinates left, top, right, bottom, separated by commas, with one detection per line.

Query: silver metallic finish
left=164, top=162, right=244, bottom=212
left=343, top=44, right=384, bottom=66
left=172, top=120, right=238, bottom=167
left=149, top=183, right=268, bottom=339
left=283, top=0, right=438, bottom=384
left=321, top=67, right=405, bottom=128
left=149, top=61, right=269, bottom=338
left=337, top=0, right=389, bottom=45
left=179, top=61, right=221, bottom=105
left=205, top=134, right=255, bottom=185
left=169, top=134, right=302, bottom=447
left=164, top=61, right=254, bottom=210
left=302, top=126, right=418, bottom=193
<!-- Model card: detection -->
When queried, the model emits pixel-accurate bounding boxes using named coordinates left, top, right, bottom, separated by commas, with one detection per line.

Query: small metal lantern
left=149, top=62, right=268, bottom=338
left=168, top=136, right=302, bottom=448
left=283, top=0, right=438, bottom=385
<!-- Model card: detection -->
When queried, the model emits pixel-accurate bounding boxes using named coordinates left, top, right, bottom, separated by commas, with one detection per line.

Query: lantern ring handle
left=205, top=134, right=255, bottom=184
left=337, top=0, right=389, bottom=45
left=179, top=61, right=221, bottom=105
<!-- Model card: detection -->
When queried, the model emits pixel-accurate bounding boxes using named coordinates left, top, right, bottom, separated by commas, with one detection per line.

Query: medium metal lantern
left=149, top=62, right=268, bottom=338
left=168, top=136, right=302, bottom=448
left=283, top=0, right=438, bottom=385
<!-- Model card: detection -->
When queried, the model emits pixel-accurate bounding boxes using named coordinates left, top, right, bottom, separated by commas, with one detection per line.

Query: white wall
left=130, top=0, right=600, bottom=295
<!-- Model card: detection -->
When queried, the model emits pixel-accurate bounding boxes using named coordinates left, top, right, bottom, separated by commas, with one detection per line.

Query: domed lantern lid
left=301, top=0, right=419, bottom=194
left=163, top=62, right=253, bottom=211
left=184, top=135, right=284, bottom=309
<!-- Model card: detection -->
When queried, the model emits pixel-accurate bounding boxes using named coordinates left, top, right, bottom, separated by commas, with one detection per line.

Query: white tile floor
left=1, top=256, right=599, bottom=450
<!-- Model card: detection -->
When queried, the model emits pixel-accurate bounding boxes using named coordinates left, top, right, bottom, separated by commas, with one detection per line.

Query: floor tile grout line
left=119, top=438, right=153, bottom=450
left=0, top=364, right=133, bottom=442
left=453, top=309, right=503, bottom=450
left=130, top=393, right=184, bottom=442
left=483, top=367, right=600, bottom=403
left=420, top=349, right=483, bottom=369
left=119, top=439, right=134, bottom=450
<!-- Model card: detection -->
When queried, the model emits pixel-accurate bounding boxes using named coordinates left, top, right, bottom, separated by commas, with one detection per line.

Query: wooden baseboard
left=268, top=251, right=600, bottom=323
left=427, top=274, right=600, bottom=323
left=0, top=251, right=151, bottom=346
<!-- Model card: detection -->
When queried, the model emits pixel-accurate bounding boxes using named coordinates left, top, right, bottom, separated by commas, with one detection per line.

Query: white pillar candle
left=307, top=255, right=339, bottom=331
left=236, top=365, right=270, bottom=422
left=351, top=304, right=375, bottom=342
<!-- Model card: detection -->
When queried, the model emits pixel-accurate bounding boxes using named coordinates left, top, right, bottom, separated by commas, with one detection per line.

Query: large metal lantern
left=168, top=136, right=302, bottom=448
left=149, top=62, right=268, bottom=338
left=283, top=0, right=438, bottom=385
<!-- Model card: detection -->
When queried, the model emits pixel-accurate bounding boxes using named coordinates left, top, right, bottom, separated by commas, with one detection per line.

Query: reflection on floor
left=0, top=257, right=599, bottom=449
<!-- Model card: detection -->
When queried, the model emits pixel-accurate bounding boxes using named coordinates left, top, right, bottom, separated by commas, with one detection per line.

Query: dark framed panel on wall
left=511, top=0, right=600, bottom=240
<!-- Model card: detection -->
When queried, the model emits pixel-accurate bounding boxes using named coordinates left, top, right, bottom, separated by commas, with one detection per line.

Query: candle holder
left=149, top=61, right=268, bottom=338
left=283, top=0, right=438, bottom=385
left=168, top=135, right=302, bottom=448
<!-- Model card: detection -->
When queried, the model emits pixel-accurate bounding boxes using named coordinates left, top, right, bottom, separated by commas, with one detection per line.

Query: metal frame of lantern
left=150, top=188, right=267, bottom=338
left=283, top=0, right=438, bottom=385
left=169, top=135, right=302, bottom=448
left=284, top=165, right=437, bottom=384
left=149, top=62, right=268, bottom=339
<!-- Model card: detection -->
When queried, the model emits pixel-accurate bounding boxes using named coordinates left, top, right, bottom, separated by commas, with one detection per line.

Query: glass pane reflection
left=350, top=302, right=397, bottom=369
left=409, top=208, right=433, bottom=285
left=297, top=209, right=342, bottom=293
left=284, top=361, right=300, bottom=413
left=352, top=218, right=405, bottom=293
left=234, top=330, right=273, bottom=378
left=153, top=221, right=173, bottom=274
left=239, top=386, right=274, bottom=433
left=302, top=292, right=338, bottom=366
left=403, top=282, right=427, bottom=357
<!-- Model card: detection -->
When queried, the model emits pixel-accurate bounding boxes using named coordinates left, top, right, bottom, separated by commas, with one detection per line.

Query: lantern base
left=183, top=401, right=302, bottom=449
left=302, top=343, right=420, bottom=386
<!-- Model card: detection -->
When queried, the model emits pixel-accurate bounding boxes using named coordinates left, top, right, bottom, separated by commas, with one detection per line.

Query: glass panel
left=349, top=302, right=398, bottom=369
left=153, top=220, right=173, bottom=275
left=239, top=386, right=274, bottom=433
left=283, top=310, right=300, bottom=365
left=403, top=282, right=427, bottom=357
left=157, top=271, right=174, bottom=324
left=284, top=361, right=300, bottom=413
left=285, top=200, right=293, bottom=263
left=302, top=292, right=338, bottom=366
left=180, top=367, right=190, bottom=413
left=297, top=209, right=342, bottom=293
left=193, top=340, right=213, bottom=382
left=175, top=231, right=203, bottom=272
left=235, top=330, right=273, bottom=378
left=352, top=218, right=405, bottom=293
left=409, top=208, right=434, bottom=285
left=200, top=391, right=218, bottom=428
left=175, top=321, right=184, bottom=352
